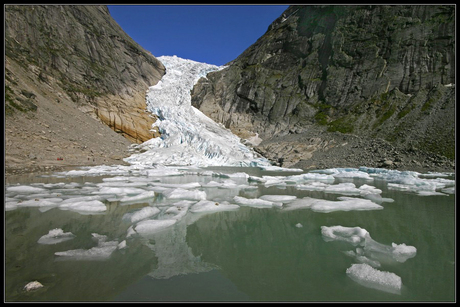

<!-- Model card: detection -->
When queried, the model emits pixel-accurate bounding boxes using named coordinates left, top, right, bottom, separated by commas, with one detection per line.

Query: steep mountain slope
left=191, top=5, right=455, bottom=170
left=5, top=5, right=165, bottom=175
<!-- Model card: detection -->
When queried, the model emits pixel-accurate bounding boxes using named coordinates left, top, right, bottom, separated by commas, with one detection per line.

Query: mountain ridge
left=191, top=5, right=455, bottom=170
left=5, top=5, right=165, bottom=176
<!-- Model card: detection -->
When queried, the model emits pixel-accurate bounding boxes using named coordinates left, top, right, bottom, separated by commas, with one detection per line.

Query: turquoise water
left=4, top=167, right=455, bottom=302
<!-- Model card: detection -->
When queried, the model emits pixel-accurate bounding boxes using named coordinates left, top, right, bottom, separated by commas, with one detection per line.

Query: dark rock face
left=191, top=5, right=455, bottom=168
left=5, top=5, right=165, bottom=143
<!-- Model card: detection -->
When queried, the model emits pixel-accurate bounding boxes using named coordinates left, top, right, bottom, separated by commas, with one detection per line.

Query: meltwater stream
left=4, top=165, right=455, bottom=302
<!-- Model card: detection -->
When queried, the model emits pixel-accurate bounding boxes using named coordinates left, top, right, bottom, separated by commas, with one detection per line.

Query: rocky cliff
left=191, top=5, right=455, bottom=170
left=5, top=5, right=165, bottom=143
left=5, top=5, right=165, bottom=175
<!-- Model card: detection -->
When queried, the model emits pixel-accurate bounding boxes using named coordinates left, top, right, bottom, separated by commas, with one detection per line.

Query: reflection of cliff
left=184, top=197, right=455, bottom=301
left=185, top=208, right=335, bottom=301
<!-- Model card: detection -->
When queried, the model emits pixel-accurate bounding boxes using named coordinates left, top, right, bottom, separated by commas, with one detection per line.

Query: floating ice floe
left=259, top=195, right=297, bottom=203
left=163, top=188, right=206, bottom=200
left=6, top=185, right=46, bottom=194
left=233, top=195, right=280, bottom=208
left=59, top=200, right=107, bottom=214
left=358, top=167, right=455, bottom=195
left=321, top=225, right=416, bottom=294
left=346, top=263, right=402, bottom=295
left=311, top=168, right=374, bottom=181
left=38, top=228, right=75, bottom=245
left=284, top=197, right=383, bottom=213
left=55, top=233, right=120, bottom=261
left=123, top=206, right=160, bottom=224
left=321, top=225, right=417, bottom=265
left=24, top=281, right=44, bottom=292
left=134, top=219, right=177, bottom=236
left=190, top=200, right=240, bottom=213
left=118, top=191, right=156, bottom=204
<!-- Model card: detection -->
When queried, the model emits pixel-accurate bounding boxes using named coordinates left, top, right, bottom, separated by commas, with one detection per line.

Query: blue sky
left=108, top=5, right=289, bottom=66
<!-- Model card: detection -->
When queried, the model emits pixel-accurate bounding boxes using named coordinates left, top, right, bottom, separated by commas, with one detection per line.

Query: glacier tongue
left=124, top=55, right=271, bottom=167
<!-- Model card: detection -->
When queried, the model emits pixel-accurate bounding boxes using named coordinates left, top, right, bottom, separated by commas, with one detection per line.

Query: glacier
left=124, top=55, right=272, bottom=168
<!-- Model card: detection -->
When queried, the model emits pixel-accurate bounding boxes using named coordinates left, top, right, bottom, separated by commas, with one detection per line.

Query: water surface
left=4, top=166, right=455, bottom=302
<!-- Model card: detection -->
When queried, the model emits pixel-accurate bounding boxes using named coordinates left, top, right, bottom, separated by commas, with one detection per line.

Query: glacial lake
left=4, top=165, right=455, bottom=302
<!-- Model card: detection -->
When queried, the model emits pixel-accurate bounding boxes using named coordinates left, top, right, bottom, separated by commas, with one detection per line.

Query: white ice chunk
left=441, top=187, right=455, bottom=194
left=163, top=188, right=206, bottom=200
left=417, top=191, right=448, bottom=196
left=262, top=176, right=287, bottom=187
left=37, top=228, right=75, bottom=245
left=163, top=200, right=194, bottom=220
left=296, top=182, right=329, bottom=191
left=288, top=173, right=335, bottom=183
left=61, top=195, right=103, bottom=204
left=259, top=165, right=304, bottom=172
left=333, top=171, right=374, bottom=181
left=358, top=184, right=382, bottom=195
left=233, top=196, right=274, bottom=208
left=190, top=200, right=240, bottom=213
left=259, top=195, right=297, bottom=203
left=324, top=182, right=361, bottom=195
left=15, top=197, right=63, bottom=208
left=59, top=200, right=106, bottom=214
left=201, top=180, right=224, bottom=188
left=93, top=187, right=146, bottom=196
left=153, top=182, right=202, bottom=189
left=346, top=263, right=402, bottom=295
left=321, top=225, right=417, bottom=264
left=391, top=243, right=418, bottom=263
left=295, top=223, right=303, bottom=228
left=55, top=233, right=118, bottom=260
left=358, top=167, right=454, bottom=195
left=118, top=240, right=127, bottom=250
left=6, top=185, right=46, bottom=194
left=124, top=206, right=160, bottom=224
left=321, top=226, right=369, bottom=246
left=284, top=197, right=383, bottom=213
left=147, top=168, right=183, bottom=177
left=119, top=191, right=156, bottom=204
left=24, top=281, right=44, bottom=291
left=97, top=181, right=149, bottom=188
left=134, top=219, right=177, bottom=235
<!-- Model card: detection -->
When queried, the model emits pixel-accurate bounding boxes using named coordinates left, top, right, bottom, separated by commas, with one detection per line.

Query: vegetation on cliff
left=191, top=5, right=455, bottom=165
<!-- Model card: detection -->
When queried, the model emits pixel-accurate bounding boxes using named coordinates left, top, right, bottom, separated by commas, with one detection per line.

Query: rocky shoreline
left=255, top=128, right=455, bottom=174
left=5, top=132, right=454, bottom=184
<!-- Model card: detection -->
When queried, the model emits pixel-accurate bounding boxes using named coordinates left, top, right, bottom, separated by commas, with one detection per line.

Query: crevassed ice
left=124, top=55, right=272, bottom=168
